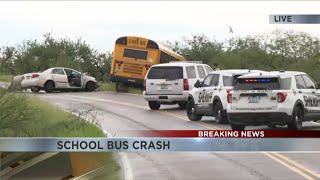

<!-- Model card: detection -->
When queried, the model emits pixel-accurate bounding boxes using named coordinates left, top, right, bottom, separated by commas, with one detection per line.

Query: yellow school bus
left=110, top=36, right=187, bottom=92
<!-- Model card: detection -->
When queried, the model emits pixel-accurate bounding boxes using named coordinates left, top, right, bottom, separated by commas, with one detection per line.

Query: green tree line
left=1, top=29, right=320, bottom=82
left=167, top=29, right=320, bottom=81
left=0, top=33, right=112, bottom=81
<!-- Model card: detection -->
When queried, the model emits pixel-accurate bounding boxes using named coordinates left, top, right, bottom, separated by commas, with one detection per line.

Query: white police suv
left=227, top=71, right=320, bottom=130
left=143, top=62, right=213, bottom=110
left=186, top=69, right=262, bottom=123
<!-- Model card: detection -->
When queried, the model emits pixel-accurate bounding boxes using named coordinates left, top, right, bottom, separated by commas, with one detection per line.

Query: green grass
left=0, top=74, right=12, bottom=82
left=0, top=89, right=120, bottom=178
left=98, top=82, right=142, bottom=95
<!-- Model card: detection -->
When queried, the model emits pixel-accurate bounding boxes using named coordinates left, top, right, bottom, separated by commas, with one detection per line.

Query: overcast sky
left=0, top=1, right=320, bottom=52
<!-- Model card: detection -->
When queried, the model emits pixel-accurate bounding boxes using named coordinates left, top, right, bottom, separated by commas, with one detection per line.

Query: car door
left=301, top=75, right=320, bottom=119
left=51, top=68, right=69, bottom=88
left=69, top=69, right=83, bottom=87
left=196, top=74, right=216, bottom=109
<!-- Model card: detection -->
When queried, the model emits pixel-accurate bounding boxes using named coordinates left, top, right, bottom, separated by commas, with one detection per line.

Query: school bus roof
left=156, top=43, right=187, bottom=61
left=115, top=36, right=187, bottom=61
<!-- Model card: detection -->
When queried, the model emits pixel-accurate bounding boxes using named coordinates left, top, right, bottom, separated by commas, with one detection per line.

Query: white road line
left=103, top=129, right=133, bottom=180
left=63, top=109, right=133, bottom=180
left=310, top=121, right=320, bottom=125
left=118, top=152, right=134, bottom=180
left=64, top=94, right=222, bottom=130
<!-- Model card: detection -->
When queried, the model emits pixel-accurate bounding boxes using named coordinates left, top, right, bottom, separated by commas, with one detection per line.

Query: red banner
left=125, top=130, right=320, bottom=138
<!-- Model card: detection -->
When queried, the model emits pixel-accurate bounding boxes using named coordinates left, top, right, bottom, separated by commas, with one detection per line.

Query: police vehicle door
left=197, top=74, right=217, bottom=109
left=300, top=75, right=320, bottom=118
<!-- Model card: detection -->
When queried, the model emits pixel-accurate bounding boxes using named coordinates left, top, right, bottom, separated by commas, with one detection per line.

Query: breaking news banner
left=269, top=14, right=320, bottom=24
left=0, top=130, right=320, bottom=152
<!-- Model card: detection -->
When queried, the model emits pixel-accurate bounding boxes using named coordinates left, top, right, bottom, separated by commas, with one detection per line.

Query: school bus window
left=123, top=48, right=148, bottom=60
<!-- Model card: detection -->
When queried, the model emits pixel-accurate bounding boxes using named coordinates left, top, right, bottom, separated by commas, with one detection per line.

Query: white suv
left=227, top=71, right=320, bottom=130
left=143, top=62, right=213, bottom=110
left=186, top=69, right=263, bottom=123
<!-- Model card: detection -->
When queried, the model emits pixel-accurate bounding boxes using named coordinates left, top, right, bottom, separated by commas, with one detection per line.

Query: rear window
left=186, top=66, right=196, bottom=79
left=233, top=78, right=281, bottom=90
left=147, top=67, right=183, bottom=80
left=223, top=75, right=242, bottom=86
left=123, top=48, right=148, bottom=60
left=223, top=76, right=233, bottom=86
left=280, top=77, right=292, bottom=90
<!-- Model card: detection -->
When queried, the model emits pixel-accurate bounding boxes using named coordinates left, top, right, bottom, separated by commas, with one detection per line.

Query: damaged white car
left=21, top=67, right=99, bottom=93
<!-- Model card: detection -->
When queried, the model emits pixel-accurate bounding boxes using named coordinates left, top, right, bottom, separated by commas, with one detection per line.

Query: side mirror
left=194, top=80, right=202, bottom=88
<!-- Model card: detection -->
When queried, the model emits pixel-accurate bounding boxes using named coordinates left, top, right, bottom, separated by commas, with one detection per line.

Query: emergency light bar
left=240, top=78, right=277, bottom=83
left=245, top=79, right=271, bottom=82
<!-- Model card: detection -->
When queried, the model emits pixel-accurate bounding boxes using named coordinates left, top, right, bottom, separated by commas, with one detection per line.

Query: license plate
left=160, top=85, right=168, bottom=90
left=115, top=68, right=122, bottom=72
left=248, top=96, right=260, bottom=103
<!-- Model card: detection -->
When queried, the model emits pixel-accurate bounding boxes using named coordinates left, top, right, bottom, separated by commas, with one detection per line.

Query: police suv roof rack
left=279, top=70, right=285, bottom=73
left=169, top=61, right=202, bottom=64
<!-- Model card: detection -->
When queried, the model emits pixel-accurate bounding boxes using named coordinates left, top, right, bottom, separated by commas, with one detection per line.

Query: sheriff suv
left=143, top=62, right=213, bottom=110
left=186, top=69, right=262, bottom=124
left=227, top=71, right=320, bottom=130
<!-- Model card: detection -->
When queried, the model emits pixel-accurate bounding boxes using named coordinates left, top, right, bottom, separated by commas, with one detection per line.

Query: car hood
left=83, top=75, right=97, bottom=82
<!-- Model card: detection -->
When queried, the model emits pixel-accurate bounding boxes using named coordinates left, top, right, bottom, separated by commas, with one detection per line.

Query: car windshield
left=147, top=67, right=183, bottom=80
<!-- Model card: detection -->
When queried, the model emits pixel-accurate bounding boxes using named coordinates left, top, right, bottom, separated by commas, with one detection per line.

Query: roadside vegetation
left=0, top=88, right=120, bottom=179
left=0, top=74, right=12, bottom=82
left=1, top=29, right=320, bottom=83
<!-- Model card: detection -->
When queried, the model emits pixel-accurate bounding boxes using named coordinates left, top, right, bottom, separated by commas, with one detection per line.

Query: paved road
left=29, top=91, right=320, bottom=179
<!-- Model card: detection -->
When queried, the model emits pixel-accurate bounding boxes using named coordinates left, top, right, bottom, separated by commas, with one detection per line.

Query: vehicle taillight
left=277, top=92, right=287, bottom=103
left=143, top=79, right=146, bottom=91
left=183, top=79, right=189, bottom=91
left=145, top=64, right=151, bottom=70
left=32, top=74, right=39, bottom=78
left=115, top=60, right=123, bottom=65
left=227, top=93, right=232, bottom=103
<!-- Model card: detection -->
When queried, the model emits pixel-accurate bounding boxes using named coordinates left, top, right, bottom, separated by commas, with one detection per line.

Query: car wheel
left=214, top=101, right=229, bottom=124
left=85, top=81, right=96, bottom=92
left=231, top=123, right=245, bottom=130
left=186, top=98, right=202, bottom=121
left=44, top=81, right=55, bottom=93
left=31, top=87, right=40, bottom=93
left=287, top=106, right=303, bottom=130
left=178, top=102, right=187, bottom=109
left=148, top=101, right=160, bottom=110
